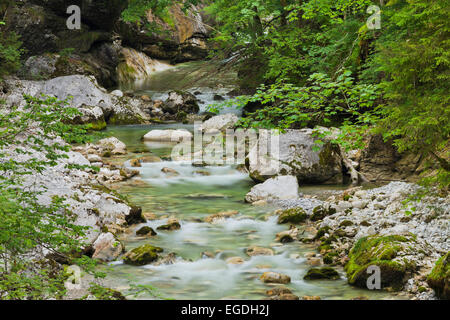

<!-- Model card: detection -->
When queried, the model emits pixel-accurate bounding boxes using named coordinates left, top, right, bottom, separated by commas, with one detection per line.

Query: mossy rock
left=157, top=221, right=181, bottom=231
left=427, top=251, right=449, bottom=299
left=304, top=267, right=340, bottom=280
left=136, top=226, right=157, bottom=237
left=277, top=208, right=308, bottom=224
left=310, top=205, right=337, bottom=221
left=345, top=234, right=417, bottom=290
left=123, top=244, right=163, bottom=266
left=314, top=226, right=331, bottom=240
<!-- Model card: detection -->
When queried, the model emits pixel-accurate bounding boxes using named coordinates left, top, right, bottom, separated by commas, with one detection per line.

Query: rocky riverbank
left=268, top=182, right=449, bottom=300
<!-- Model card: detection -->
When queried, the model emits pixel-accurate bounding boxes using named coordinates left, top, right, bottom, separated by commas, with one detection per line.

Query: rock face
left=245, top=176, right=299, bottom=203
left=345, top=234, right=419, bottom=289
left=247, top=129, right=343, bottom=184
left=359, top=134, right=422, bottom=182
left=117, top=3, right=209, bottom=63
left=116, top=47, right=172, bottom=83
left=6, top=1, right=126, bottom=87
left=1, top=75, right=150, bottom=127
left=427, top=252, right=449, bottom=299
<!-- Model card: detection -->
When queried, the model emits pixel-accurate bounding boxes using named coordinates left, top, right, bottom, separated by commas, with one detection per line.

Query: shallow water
left=101, top=125, right=399, bottom=300
left=101, top=62, right=401, bottom=300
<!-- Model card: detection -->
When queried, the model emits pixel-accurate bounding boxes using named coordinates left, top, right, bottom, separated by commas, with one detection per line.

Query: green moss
left=108, top=112, right=145, bottom=125
left=427, top=251, right=449, bottom=299
left=304, top=267, right=340, bottom=280
left=339, top=220, right=354, bottom=227
left=123, top=244, right=163, bottom=266
left=85, top=119, right=107, bottom=131
left=314, top=226, right=331, bottom=240
left=277, top=208, right=308, bottom=224
left=345, top=234, right=416, bottom=290
left=136, top=226, right=157, bottom=236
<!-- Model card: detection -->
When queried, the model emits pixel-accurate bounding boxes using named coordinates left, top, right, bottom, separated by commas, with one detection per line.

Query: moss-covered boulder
left=427, top=252, right=449, bottom=299
left=345, top=234, right=417, bottom=290
left=123, top=244, right=163, bottom=266
left=136, top=226, right=157, bottom=237
left=277, top=208, right=308, bottom=224
left=304, top=267, right=340, bottom=280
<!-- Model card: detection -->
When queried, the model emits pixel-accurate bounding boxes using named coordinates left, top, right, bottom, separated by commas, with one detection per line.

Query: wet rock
left=154, top=252, right=178, bottom=266
left=143, top=129, right=192, bottom=142
left=304, top=267, right=340, bottom=280
left=139, top=155, right=163, bottom=163
left=267, top=293, right=299, bottom=300
left=266, top=287, right=292, bottom=296
left=194, top=170, right=211, bottom=176
left=123, top=244, right=163, bottom=266
left=92, top=232, right=124, bottom=262
left=427, top=252, right=449, bottom=299
left=204, top=210, right=239, bottom=223
left=260, top=272, right=291, bottom=284
left=277, top=207, right=307, bottom=224
left=307, top=258, right=322, bottom=266
left=111, top=90, right=124, bottom=97
left=275, top=229, right=298, bottom=243
left=302, top=296, right=321, bottom=300
left=157, top=218, right=181, bottom=231
left=136, top=226, right=157, bottom=237
left=130, top=158, right=142, bottom=167
left=125, top=206, right=146, bottom=226
left=245, top=176, right=299, bottom=203
left=161, top=167, right=180, bottom=176
left=201, top=252, right=215, bottom=259
left=246, top=246, right=274, bottom=257
left=226, top=257, right=245, bottom=265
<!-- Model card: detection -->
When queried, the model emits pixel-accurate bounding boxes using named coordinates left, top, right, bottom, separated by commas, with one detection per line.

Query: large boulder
left=345, top=234, right=420, bottom=290
left=1, top=75, right=149, bottom=127
left=200, top=114, right=239, bottom=132
left=427, top=252, right=449, bottom=299
left=245, top=176, right=299, bottom=203
left=247, top=129, right=343, bottom=184
left=143, top=129, right=192, bottom=142
left=123, top=244, right=163, bottom=266
left=162, top=91, right=200, bottom=115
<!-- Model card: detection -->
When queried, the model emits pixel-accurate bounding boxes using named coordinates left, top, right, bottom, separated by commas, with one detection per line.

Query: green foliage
left=207, top=0, right=449, bottom=189
left=0, top=95, right=95, bottom=299
left=0, top=21, right=23, bottom=78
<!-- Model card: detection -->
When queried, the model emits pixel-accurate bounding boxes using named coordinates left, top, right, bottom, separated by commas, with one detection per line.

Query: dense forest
left=0, top=0, right=448, bottom=301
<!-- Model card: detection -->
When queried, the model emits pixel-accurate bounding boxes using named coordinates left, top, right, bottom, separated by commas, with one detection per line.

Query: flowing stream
left=101, top=61, right=399, bottom=300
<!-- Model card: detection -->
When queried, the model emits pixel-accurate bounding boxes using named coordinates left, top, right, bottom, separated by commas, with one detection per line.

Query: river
left=99, top=61, right=399, bottom=300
